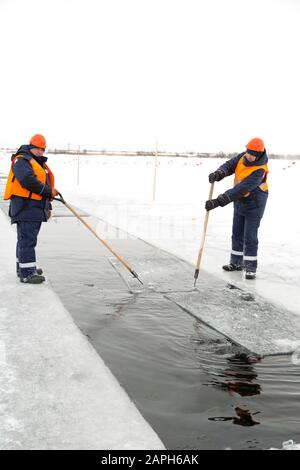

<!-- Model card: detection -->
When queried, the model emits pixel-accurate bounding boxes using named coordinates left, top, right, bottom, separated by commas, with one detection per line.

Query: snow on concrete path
left=0, top=210, right=164, bottom=450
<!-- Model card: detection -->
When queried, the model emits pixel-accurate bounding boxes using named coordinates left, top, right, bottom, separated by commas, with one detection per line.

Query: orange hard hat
left=246, top=138, right=264, bottom=153
left=30, top=134, right=47, bottom=149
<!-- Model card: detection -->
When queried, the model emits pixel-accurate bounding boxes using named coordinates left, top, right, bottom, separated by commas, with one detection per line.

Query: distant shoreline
left=1, top=148, right=299, bottom=160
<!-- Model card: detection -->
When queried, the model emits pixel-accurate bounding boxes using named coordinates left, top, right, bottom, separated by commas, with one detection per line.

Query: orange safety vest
left=234, top=157, right=268, bottom=197
left=3, top=156, right=55, bottom=201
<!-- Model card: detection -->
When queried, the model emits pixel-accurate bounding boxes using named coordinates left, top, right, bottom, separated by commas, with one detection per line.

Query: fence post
left=77, top=145, right=80, bottom=185
left=152, top=140, right=158, bottom=202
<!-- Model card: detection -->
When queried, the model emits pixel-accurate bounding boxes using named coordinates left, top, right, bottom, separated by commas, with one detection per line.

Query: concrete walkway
left=0, top=210, right=165, bottom=450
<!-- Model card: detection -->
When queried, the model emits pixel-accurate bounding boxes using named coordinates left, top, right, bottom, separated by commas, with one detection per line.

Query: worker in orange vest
left=4, top=134, right=59, bottom=283
left=205, top=138, right=268, bottom=279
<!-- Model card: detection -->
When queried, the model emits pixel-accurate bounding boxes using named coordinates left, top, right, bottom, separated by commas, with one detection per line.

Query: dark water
left=1, top=186, right=300, bottom=450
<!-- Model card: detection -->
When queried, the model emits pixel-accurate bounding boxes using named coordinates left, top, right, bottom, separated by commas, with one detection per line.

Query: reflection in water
left=205, top=352, right=262, bottom=397
left=190, top=324, right=263, bottom=427
left=208, top=407, right=260, bottom=427
left=205, top=352, right=261, bottom=427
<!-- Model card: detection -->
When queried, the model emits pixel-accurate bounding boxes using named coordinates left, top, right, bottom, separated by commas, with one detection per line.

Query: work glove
left=205, top=193, right=231, bottom=211
left=51, top=187, right=59, bottom=199
left=41, top=184, right=52, bottom=199
left=208, top=169, right=226, bottom=183
left=49, top=187, right=59, bottom=201
left=205, top=198, right=220, bottom=211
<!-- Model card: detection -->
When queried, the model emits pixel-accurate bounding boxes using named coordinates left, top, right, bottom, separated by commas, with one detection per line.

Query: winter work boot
left=245, top=272, right=256, bottom=280
left=17, top=268, right=43, bottom=278
left=20, top=274, right=46, bottom=284
left=222, top=263, right=244, bottom=272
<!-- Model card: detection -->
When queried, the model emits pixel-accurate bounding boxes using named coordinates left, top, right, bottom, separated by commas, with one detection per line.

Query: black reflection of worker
left=209, top=407, right=260, bottom=427
left=208, top=352, right=262, bottom=397
left=207, top=353, right=261, bottom=427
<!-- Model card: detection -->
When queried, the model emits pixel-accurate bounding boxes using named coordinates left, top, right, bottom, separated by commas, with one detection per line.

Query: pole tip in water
left=132, top=270, right=143, bottom=285
left=193, top=269, right=199, bottom=288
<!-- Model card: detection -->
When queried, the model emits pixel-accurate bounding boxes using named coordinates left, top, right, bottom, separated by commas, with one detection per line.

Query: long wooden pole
left=193, top=182, right=215, bottom=287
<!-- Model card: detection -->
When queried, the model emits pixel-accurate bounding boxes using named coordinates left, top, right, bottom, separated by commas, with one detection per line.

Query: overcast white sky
left=0, top=0, right=299, bottom=153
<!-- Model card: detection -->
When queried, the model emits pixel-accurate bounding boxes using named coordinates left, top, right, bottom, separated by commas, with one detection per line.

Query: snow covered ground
left=0, top=208, right=164, bottom=450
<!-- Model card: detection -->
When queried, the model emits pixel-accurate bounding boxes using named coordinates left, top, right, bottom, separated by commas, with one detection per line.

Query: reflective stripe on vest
left=3, top=156, right=55, bottom=201
left=234, top=157, right=268, bottom=197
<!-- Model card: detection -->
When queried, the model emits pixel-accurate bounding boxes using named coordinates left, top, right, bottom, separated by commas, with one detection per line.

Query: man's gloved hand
left=205, top=193, right=231, bottom=211
left=49, top=187, right=59, bottom=201
left=208, top=169, right=225, bottom=183
left=205, top=198, right=220, bottom=211
left=51, top=187, right=59, bottom=199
